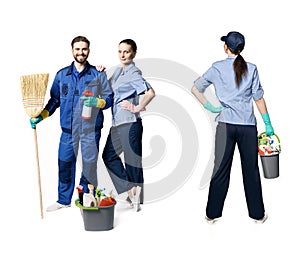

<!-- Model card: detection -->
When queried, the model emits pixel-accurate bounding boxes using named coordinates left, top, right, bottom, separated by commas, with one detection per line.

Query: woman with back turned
left=192, top=31, right=274, bottom=224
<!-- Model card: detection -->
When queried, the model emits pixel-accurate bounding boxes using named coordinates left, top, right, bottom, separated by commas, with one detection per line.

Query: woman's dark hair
left=229, top=47, right=248, bottom=86
left=119, top=39, right=137, bottom=52
left=71, top=36, right=90, bottom=48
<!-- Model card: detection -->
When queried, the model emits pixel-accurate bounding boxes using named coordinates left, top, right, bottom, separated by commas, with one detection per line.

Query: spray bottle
left=76, top=185, right=83, bottom=205
left=81, top=89, right=94, bottom=120
left=83, top=184, right=97, bottom=207
left=95, top=188, right=107, bottom=206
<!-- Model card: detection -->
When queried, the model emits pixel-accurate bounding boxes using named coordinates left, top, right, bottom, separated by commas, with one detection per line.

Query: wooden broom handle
left=33, top=128, right=44, bottom=219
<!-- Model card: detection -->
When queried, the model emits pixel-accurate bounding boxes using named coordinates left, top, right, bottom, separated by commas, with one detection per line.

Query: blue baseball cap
left=221, top=31, right=245, bottom=51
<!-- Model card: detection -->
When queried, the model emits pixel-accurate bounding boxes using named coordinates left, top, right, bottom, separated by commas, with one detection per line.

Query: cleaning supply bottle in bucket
left=76, top=185, right=83, bottom=205
left=95, top=188, right=107, bottom=206
left=81, top=89, right=94, bottom=120
left=83, top=184, right=97, bottom=207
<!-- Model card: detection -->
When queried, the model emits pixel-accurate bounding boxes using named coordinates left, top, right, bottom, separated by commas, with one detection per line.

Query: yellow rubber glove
left=80, top=96, right=106, bottom=108
left=96, top=98, right=106, bottom=108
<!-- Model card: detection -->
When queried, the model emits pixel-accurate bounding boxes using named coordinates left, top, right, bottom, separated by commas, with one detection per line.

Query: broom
left=20, top=73, right=49, bottom=219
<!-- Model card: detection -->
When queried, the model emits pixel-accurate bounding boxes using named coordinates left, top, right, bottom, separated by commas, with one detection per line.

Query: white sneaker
left=126, top=196, right=134, bottom=209
left=131, top=186, right=142, bottom=212
left=205, top=216, right=218, bottom=224
left=253, top=214, right=268, bottom=224
left=109, top=189, right=134, bottom=208
left=46, top=202, right=71, bottom=212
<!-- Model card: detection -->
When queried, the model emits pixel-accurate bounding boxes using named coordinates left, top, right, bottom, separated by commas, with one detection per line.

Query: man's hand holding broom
left=30, top=109, right=49, bottom=129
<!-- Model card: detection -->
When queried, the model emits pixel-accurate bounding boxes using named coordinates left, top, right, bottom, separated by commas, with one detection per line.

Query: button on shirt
left=194, top=56, right=264, bottom=125
left=110, top=62, right=151, bottom=126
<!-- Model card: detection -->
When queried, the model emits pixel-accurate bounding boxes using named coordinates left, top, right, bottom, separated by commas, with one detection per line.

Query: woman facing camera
left=102, top=39, right=155, bottom=211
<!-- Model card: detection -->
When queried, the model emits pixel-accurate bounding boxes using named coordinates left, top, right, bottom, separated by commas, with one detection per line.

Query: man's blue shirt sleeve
left=98, top=72, right=113, bottom=110
left=45, top=73, right=61, bottom=116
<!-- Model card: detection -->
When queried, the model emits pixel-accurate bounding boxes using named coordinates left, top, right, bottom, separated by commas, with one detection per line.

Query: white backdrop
left=1, top=0, right=299, bottom=259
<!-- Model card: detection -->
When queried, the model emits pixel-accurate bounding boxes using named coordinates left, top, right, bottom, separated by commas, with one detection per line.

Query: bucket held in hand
left=258, top=132, right=281, bottom=179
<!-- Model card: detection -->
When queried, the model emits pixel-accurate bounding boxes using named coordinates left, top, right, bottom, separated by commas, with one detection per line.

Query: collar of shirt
left=72, top=62, right=89, bottom=79
left=121, top=62, right=135, bottom=75
left=226, top=56, right=237, bottom=61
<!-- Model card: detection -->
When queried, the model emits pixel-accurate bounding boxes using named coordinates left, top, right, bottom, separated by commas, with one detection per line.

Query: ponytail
left=230, top=48, right=248, bottom=86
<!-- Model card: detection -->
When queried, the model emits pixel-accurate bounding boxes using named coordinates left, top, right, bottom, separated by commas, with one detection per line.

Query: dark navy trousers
left=102, top=119, right=144, bottom=199
left=206, top=122, right=265, bottom=220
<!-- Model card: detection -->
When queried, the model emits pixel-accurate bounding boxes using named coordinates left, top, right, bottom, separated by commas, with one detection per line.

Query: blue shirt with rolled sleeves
left=194, top=56, right=264, bottom=125
left=110, top=62, right=152, bottom=126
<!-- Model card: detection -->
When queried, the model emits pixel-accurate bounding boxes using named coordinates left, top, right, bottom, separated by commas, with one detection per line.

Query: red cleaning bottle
left=76, top=185, right=83, bottom=205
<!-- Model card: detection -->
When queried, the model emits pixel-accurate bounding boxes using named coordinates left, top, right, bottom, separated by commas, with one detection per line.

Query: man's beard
left=74, top=54, right=88, bottom=64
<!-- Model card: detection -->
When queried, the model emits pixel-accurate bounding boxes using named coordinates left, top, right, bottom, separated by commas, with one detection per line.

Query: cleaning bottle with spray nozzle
left=81, top=89, right=94, bottom=120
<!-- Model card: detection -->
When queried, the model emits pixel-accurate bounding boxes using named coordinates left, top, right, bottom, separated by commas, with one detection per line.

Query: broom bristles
left=20, top=73, right=49, bottom=118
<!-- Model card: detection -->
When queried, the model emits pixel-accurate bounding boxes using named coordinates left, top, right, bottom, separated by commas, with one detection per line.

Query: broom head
left=20, top=73, right=49, bottom=118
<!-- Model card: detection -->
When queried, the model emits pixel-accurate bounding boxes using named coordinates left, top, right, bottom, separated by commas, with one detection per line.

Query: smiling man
left=30, top=36, right=113, bottom=212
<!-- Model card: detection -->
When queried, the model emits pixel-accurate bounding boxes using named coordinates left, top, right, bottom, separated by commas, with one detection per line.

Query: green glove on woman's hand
left=261, top=112, right=274, bottom=136
left=80, top=96, right=106, bottom=108
left=204, top=101, right=225, bottom=113
left=30, top=109, right=49, bottom=129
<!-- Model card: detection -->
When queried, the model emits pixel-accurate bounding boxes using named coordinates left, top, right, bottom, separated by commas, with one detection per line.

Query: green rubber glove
left=30, top=116, right=42, bottom=129
left=80, top=96, right=106, bottom=108
left=204, top=101, right=225, bottom=113
left=261, top=112, right=274, bottom=136
left=30, top=110, right=49, bottom=129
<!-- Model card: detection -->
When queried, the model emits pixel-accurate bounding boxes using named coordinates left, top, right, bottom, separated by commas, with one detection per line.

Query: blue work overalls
left=45, top=62, right=113, bottom=205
